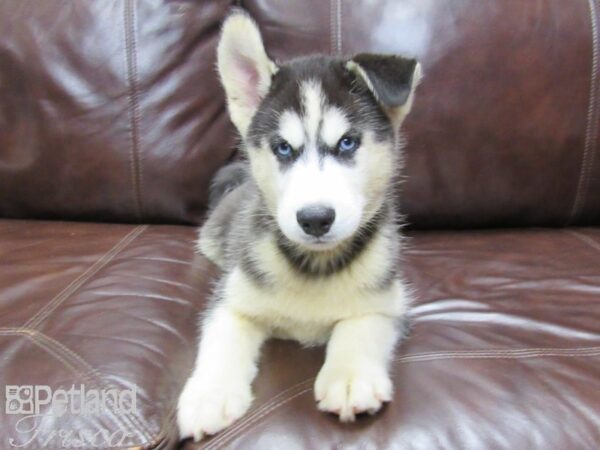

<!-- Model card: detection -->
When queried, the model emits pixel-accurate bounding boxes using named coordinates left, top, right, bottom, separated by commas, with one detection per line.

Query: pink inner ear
left=236, top=54, right=261, bottom=109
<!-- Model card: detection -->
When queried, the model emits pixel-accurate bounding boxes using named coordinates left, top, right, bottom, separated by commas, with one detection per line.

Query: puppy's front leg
left=315, top=314, right=401, bottom=422
left=177, top=305, right=267, bottom=441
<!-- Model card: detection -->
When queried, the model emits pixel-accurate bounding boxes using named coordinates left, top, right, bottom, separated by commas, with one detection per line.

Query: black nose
left=296, top=206, right=336, bottom=237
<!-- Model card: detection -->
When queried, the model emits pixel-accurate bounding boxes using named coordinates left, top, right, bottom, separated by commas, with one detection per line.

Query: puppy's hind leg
left=315, top=314, right=402, bottom=422
left=177, top=305, right=267, bottom=441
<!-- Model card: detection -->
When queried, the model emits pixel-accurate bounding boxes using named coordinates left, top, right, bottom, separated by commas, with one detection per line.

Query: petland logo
left=4, top=384, right=138, bottom=448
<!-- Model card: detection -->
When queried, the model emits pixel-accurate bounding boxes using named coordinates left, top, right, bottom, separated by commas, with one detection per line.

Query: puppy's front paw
left=177, top=376, right=252, bottom=441
left=314, top=365, right=393, bottom=422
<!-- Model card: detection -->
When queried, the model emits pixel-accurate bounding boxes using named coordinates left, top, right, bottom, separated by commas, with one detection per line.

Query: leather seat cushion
left=0, top=220, right=212, bottom=449
left=1, top=220, right=599, bottom=449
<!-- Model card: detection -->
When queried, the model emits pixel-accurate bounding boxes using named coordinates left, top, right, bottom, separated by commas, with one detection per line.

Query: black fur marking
left=276, top=206, right=388, bottom=278
left=316, top=131, right=362, bottom=166
left=398, top=314, right=412, bottom=339
left=240, top=250, right=271, bottom=286
left=247, top=56, right=394, bottom=155
left=351, top=54, right=417, bottom=108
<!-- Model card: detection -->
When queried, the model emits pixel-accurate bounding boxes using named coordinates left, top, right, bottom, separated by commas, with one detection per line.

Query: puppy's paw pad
left=177, top=378, right=252, bottom=441
left=314, top=366, right=392, bottom=422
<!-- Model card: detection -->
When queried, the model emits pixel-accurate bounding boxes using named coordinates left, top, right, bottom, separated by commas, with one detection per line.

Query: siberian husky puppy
left=177, top=11, right=421, bottom=441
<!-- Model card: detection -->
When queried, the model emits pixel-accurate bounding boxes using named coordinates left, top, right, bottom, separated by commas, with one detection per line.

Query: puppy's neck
left=273, top=205, right=390, bottom=278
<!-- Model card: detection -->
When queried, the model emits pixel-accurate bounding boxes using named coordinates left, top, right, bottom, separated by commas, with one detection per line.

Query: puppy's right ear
left=217, top=12, right=277, bottom=137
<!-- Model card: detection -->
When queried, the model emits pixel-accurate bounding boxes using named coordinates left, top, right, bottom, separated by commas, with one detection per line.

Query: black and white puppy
left=177, top=11, right=421, bottom=441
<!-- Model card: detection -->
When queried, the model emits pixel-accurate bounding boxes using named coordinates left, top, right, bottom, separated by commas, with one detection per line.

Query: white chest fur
left=222, top=233, right=409, bottom=344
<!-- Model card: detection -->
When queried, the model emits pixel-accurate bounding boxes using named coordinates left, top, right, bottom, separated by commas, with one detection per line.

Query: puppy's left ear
left=347, top=54, right=422, bottom=127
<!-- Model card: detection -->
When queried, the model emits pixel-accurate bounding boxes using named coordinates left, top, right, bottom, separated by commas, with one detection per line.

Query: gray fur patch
left=208, top=161, right=248, bottom=209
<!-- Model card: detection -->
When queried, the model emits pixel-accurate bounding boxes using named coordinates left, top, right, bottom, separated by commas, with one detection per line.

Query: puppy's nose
left=296, top=206, right=335, bottom=237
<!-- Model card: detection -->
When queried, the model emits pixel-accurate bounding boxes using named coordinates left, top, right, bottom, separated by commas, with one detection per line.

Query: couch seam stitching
left=124, top=0, right=144, bottom=222
left=34, top=335, right=146, bottom=444
left=138, top=406, right=177, bottom=450
left=337, top=0, right=342, bottom=56
left=329, top=0, right=335, bottom=55
left=329, top=0, right=341, bottom=56
left=23, top=225, right=147, bottom=330
left=0, top=328, right=152, bottom=445
left=0, top=329, right=88, bottom=375
left=396, top=347, right=600, bottom=360
left=204, top=381, right=312, bottom=450
left=569, top=0, right=600, bottom=224
left=564, top=229, right=600, bottom=253
left=207, top=345, right=600, bottom=448
left=29, top=330, right=154, bottom=440
left=210, top=387, right=312, bottom=450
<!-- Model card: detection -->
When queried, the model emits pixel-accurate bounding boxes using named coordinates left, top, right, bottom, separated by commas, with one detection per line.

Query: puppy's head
left=218, top=12, right=421, bottom=251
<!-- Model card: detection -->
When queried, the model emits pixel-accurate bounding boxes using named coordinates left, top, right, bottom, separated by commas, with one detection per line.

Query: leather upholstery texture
left=0, top=220, right=213, bottom=449
left=1, top=0, right=599, bottom=227
left=0, top=1, right=599, bottom=450
left=2, top=221, right=599, bottom=449
left=0, top=0, right=236, bottom=224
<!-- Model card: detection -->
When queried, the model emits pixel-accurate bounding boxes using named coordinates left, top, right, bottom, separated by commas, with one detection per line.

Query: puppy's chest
left=219, top=234, right=405, bottom=342
left=223, top=257, right=404, bottom=344
left=225, top=268, right=398, bottom=343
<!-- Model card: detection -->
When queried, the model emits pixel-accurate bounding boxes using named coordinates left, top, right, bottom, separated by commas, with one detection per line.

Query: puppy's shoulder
left=197, top=181, right=256, bottom=266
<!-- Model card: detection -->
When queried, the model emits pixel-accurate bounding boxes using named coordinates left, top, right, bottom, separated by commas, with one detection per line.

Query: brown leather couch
left=1, top=1, right=599, bottom=449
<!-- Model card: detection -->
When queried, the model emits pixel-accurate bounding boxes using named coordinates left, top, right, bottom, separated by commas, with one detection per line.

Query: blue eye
left=275, top=141, right=293, bottom=158
left=337, top=136, right=359, bottom=154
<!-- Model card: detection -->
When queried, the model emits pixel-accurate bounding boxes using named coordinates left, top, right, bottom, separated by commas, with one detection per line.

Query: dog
left=177, top=11, right=421, bottom=441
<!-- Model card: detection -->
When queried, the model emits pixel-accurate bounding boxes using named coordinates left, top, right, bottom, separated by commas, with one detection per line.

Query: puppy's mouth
left=278, top=233, right=349, bottom=258
left=296, top=235, right=341, bottom=252
left=287, top=225, right=363, bottom=252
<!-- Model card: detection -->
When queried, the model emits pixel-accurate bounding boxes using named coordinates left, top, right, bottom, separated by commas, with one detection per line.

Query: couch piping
left=124, top=0, right=144, bottom=222
left=23, top=225, right=147, bottom=330
left=204, top=345, right=600, bottom=449
left=569, top=0, right=600, bottom=224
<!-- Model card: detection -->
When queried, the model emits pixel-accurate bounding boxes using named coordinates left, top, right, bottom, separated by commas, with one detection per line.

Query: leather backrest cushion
left=244, top=0, right=600, bottom=228
left=1, top=0, right=599, bottom=227
left=0, top=0, right=236, bottom=224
